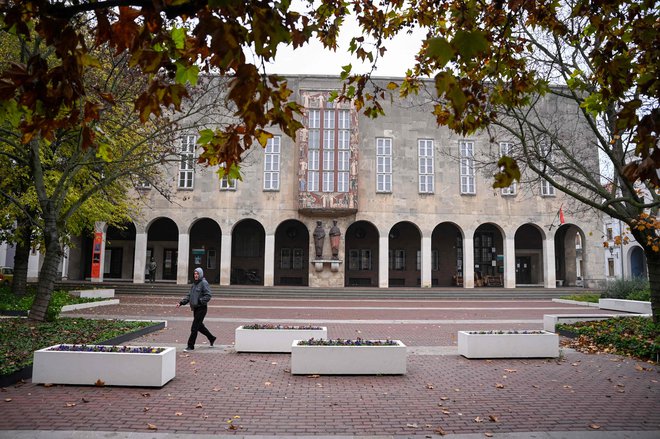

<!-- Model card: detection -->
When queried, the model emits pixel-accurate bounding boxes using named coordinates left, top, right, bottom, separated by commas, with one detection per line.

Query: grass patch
left=558, top=316, right=659, bottom=362
left=0, top=318, right=156, bottom=376
left=559, top=293, right=601, bottom=303
left=0, top=286, right=106, bottom=320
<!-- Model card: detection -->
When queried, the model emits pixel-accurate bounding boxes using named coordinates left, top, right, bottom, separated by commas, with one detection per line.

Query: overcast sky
left=261, top=17, right=425, bottom=78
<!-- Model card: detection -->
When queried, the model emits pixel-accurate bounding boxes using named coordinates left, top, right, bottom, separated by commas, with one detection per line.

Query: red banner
left=91, top=232, right=103, bottom=278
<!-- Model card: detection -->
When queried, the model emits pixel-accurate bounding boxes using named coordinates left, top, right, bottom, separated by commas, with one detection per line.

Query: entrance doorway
left=163, top=249, right=178, bottom=280
left=516, top=256, right=532, bottom=284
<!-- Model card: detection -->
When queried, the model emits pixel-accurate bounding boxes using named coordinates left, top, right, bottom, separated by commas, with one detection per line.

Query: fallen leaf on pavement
left=212, top=387, right=221, bottom=392
left=95, top=379, right=105, bottom=387
left=196, top=403, right=203, bottom=408
left=66, top=403, right=76, bottom=407
left=489, top=415, right=499, bottom=422
left=474, top=417, right=483, bottom=423
left=4, top=398, right=11, bottom=402
left=147, top=423, right=157, bottom=430
left=485, top=433, right=494, bottom=437
left=143, top=407, right=150, bottom=412
left=406, top=423, right=419, bottom=428
left=435, top=427, right=447, bottom=435
left=495, top=383, right=504, bottom=389
left=589, top=424, right=601, bottom=430
left=81, top=397, right=90, bottom=403
left=175, top=412, right=183, bottom=416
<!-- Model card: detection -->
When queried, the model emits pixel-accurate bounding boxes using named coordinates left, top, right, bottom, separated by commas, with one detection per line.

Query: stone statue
left=329, top=220, right=341, bottom=259
left=313, top=221, right=325, bottom=259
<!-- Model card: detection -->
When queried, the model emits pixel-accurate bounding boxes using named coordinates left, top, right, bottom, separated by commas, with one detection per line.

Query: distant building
left=7, top=76, right=607, bottom=289
left=603, top=217, right=648, bottom=281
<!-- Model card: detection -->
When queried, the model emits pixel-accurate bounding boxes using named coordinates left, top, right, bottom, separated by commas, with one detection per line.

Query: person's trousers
left=187, top=305, right=214, bottom=348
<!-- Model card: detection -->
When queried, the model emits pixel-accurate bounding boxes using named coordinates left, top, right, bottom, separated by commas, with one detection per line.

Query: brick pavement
left=1, top=295, right=658, bottom=438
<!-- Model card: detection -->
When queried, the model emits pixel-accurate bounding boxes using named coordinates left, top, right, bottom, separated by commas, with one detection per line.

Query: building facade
left=25, top=76, right=607, bottom=289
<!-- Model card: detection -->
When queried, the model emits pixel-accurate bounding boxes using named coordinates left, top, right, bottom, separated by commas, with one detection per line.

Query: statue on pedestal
left=313, top=221, right=325, bottom=259
left=329, top=220, right=341, bottom=259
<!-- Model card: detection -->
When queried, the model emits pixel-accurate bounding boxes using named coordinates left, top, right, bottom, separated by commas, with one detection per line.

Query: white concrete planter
left=60, top=299, right=119, bottom=312
left=235, top=326, right=327, bottom=353
left=458, top=331, right=559, bottom=359
left=32, top=345, right=176, bottom=387
left=290, top=340, right=407, bottom=375
left=599, top=298, right=652, bottom=314
left=70, top=288, right=115, bottom=299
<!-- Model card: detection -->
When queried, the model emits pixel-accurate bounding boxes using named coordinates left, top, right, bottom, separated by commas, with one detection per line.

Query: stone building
left=60, top=75, right=604, bottom=289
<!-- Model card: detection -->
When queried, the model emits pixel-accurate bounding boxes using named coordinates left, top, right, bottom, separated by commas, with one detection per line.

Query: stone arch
left=474, top=223, right=506, bottom=287
left=388, top=221, right=422, bottom=287
left=189, top=218, right=222, bottom=284
left=431, top=222, right=464, bottom=287
left=147, top=217, right=179, bottom=281
left=230, top=219, right=265, bottom=285
left=629, top=246, right=648, bottom=278
left=274, top=219, right=310, bottom=286
left=345, top=220, right=379, bottom=287
left=554, top=223, right=586, bottom=287
left=514, top=223, right=545, bottom=286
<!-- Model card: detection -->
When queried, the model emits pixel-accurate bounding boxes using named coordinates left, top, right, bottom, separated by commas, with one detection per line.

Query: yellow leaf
left=147, top=423, right=158, bottom=430
left=589, top=424, right=601, bottom=429
left=387, top=81, right=399, bottom=90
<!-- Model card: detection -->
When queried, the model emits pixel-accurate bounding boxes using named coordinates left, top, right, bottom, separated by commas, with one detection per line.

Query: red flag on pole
left=559, top=207, right=565, bottom=224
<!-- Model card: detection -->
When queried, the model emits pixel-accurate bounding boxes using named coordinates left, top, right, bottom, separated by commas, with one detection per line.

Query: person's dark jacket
left=179, top=278, right=212, bottom=309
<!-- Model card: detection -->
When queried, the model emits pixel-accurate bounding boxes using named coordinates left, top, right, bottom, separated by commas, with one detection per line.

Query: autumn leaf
left=495, top=383, right=505, bottom=389
left=196, top=403, right=203, bottom=408
left=147, top=423, right=157, bottom=430
left=435, top=426, right=447, bottom=435
left=95, top=379, right=105, bottom=387
left=4, top=398, right=12, bottom=402
left=175, top=412, right=183, bottom=416
left=589, top=424, right=601, bottom=429
left=474, top=416, right=483, bottom=423
left=489, top=415, right=499, bottom=422
left=66, top=402, right=76, bottom=407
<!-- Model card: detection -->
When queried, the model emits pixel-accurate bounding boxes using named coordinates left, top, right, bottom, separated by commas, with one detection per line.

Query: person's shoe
left=183, top=347, right=194, bottom=352
left=209, top=336, right=217, bottom=347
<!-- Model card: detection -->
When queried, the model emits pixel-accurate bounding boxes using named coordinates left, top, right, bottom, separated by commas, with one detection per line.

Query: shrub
left=0, top=288, right=103, bottom=321
left=558, top=317, right=659, bottom=362
left=626, top=289, right=651, bottom=301
left=603, top=277, right=649, bottom=299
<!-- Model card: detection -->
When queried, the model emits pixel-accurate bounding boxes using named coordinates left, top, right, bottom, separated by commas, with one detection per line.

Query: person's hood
left=194, top=267, right=204, bottom=279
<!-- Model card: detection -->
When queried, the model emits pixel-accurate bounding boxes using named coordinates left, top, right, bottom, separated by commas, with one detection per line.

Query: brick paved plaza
left=1, top=295, right=658, bottom=438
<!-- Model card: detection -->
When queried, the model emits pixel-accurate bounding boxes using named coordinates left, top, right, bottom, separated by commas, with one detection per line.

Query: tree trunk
left=646, top=249, right=660, bottom=325
left=28, top=221, right=62, bottom=322
left=10, top=218, right=32, bottom=297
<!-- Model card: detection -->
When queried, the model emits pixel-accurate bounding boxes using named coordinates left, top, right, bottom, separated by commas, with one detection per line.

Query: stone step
left=54, top=281, right=592, bottom=300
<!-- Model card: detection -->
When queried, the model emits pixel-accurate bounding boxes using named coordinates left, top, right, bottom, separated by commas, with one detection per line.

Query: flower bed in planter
left=457, top=330, right=559, bottom=359
left=32, top=344, right=176, bottom=387
left=234, top=324, right=327, bottom=353
left=290, top=338, right=407, bottom=375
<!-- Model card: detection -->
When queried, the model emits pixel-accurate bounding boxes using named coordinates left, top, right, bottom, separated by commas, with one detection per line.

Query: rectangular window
left=264, top=136, right=281, bottom=191
left=499, top=142, right=517, bottom=195
left=418, top=139, right=434, bottom=193
left=280, top=248, right=291, bottom=269
left=607, top=258, right=615, bottom=277
left=306, top=105, right=351, bottom=193
left=376, top=137, right=392, bottom=193
left=219, top=164, right=237, bottom=190
left=389, top=249, right=406, bottom=270
left=460, top=140, right=476, bottom=194
left=348, top=249, right=371, bottom=270
left=207, top=250, right=216, bottom=270
left=360, top=250, right=372, bottom=270
left=541, top=179, right=555, bottom=196
left=178, top=135, right=196, bottom=189
left=606, top=227, right=613, bottom=241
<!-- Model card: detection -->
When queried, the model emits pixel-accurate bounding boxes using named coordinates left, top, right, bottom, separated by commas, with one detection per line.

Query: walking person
left=176, top=267, right=217, bottom=352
